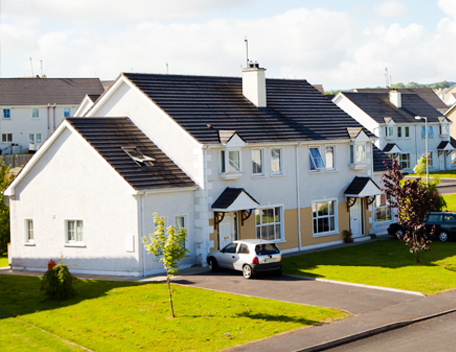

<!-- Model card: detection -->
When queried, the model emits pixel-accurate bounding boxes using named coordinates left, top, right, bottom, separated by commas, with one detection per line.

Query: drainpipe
left=202, top=145, right=210, bottom=265
left=47, top=104, right=50, bottom=136
left=141, top=194, right=146, bottom=276
left=296, top=143, right=302, bottom=250
left=53, top=104, right=56, bottom=129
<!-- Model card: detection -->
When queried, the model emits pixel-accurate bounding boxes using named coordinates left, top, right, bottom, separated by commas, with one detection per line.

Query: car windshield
left=255, top=243, right=279, bottom=255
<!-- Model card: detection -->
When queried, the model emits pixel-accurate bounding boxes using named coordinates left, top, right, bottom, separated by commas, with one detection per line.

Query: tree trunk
left=167, top=275, right=175, bottom=318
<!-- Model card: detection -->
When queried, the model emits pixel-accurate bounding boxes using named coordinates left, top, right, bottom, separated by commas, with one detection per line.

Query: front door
left=219, top=213, right=235, bottom=249
left=350, top=198, right=363, bottom=238
left=439, top=153, right=446, bottom=170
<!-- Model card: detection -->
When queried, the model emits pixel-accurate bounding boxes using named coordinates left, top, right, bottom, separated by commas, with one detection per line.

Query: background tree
left=0, top=160, right=14, bottom=254
left=382, top=158, right=437, bottom=263
left=142, top=214, right=188, bottom=318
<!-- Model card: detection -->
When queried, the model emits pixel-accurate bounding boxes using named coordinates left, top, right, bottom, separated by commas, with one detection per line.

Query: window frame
left=312, top=198, right=338, bottom=237
left=64, top=219, right=84, bottom=246
left=397, top=126, right=402, bottom=139
left=175, top=215, right=188, bottom=250
left=255, top=206, right=284, bottom=242
left=325, top=145, right=336, bottom=171
left=374, top=194, right=392, bottom=223
left=63, top=108, right=71, bottom=118
left=1, top=133, right=13, bottom=143
left=428, top=126, right=434, bottom=138
left=24, top=219, right=34, bottom=244
left=271, top=147, right=283, bottom=175
left=399, top=153, right=410, bottom=169
left=385, top=126, right=394, bottom=138
left=405, top=126, right=410, bottom=139
left=220, top=149, right=241, bottom=174
left=32, top=108, right=40, bottom=119
left=427, top=152, right=433, bottom=167
left=251, top=148, right=264, bottom=176
left=2, top=109, right=11, bottom=119
left=309, top=146, right=325, bottom=172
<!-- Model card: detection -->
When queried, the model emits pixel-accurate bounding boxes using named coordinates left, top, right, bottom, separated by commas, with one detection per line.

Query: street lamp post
left=415, top=116, right=429, bottom=185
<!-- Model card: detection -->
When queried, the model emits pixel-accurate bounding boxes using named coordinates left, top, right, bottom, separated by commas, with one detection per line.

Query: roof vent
left=123, top=147, right=155, bottom=167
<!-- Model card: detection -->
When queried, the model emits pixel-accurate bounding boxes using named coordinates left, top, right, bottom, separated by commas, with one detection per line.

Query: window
left=3, top=109, right=11, bottom=119
left=66, top=220, right=83, bottom=243
left=29, top=133, right=42, bottom=149
left=405, top=126, right=410, bottom=138
left=375, top=194, right=392, bottom=222
left=397, top=126, right=402, bottom=138
left=385, top=126, right=393, bottom=138
left=252, top=149, right=264, bottom=175
left=25, top=219, right=34, bottom=242
left=255, top=207, right=282, bottom=241
left=175, top=215, right=187, bottom=249
left=350, top=144, right=366, bottom=164
left=428, top=126, right=434, bottom=138
left=238, top=243, right=250, bottom=254
left=221, top=150, right=241, bottom=173
left=123, top=147, right=155, bottom=167
left=64, top=108, right=71, bottom=117
left=452, top=152, right=456, bottom=165
left=325, top=146, right=335, bottom=170
left=2, top=133, right=13, bottom=143
left=440, top=124, right=449, bottom=135
left=222, top=243, right=237, bottom=253
left=399, top=153, right=410, bottom=169
left=271, top=148, right=282, bottom=174
left=309, top=147, right=325, bottom=171
left=421, top=126, right=426, bottom=138
left=427, top=152, right=433, bottom=167
left=32, top=108, right=39, bottom=119
left=312, top=200, right=337, bottom=235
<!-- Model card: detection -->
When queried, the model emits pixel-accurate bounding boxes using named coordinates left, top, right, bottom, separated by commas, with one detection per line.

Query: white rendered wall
left=9, top=128, right=142, bottom=276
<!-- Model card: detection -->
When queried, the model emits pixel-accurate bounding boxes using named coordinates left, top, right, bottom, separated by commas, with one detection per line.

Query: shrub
left=40, top=264, right=77, bottom=300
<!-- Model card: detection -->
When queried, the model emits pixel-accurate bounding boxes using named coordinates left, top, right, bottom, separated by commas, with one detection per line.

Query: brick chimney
left=242, top=62, right=267, bottom=107
left=389, top=90, right=402, bottom=108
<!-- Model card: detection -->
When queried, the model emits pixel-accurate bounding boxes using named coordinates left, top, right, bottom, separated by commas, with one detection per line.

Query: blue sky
left=1, top=0, right=455, bottom=90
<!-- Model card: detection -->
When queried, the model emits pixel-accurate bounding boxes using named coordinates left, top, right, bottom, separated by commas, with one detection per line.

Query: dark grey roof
left=373, top=145, right=393, bottom=172
left=1, top=78, right=104, bottom=106
left=66, top=117, right=196, bottom=191
left=451, top=137, right=456, bottom=148
left=122, top=73, right=372, bottom=144
left=211, top=187, right=258, bottom=209
left=342, top=92, right=442, bottom=124
left=437, top=141, right=449, bottom=150
left=383, top=143, right=398, bottom=152
left=88, top=94, right=101, bottom=102
left=356, top=88, right=448, bottom=111
left=344, top=176, right=380, bottom=195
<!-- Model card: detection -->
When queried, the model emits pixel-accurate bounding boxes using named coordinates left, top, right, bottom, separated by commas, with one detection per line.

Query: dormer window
left=349, top=143, right=367, bottom=170
left=220, top=149, right=242, bottom=180
left=123, top=147, right=155, bottom=166
left=385, top=126, right=393, bottom=139
left=440, top=123, right=449, bottom=137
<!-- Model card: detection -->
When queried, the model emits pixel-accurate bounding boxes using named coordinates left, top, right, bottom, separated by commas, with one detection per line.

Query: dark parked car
left=387, top=212, right=456, bottom=242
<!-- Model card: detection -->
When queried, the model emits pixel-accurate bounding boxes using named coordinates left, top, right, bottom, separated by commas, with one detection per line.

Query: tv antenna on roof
left=29, top=57, right=34, bottom=77
left=385, top=67, right=391, bottom=88
left=244, top=36, right=249, bottom=68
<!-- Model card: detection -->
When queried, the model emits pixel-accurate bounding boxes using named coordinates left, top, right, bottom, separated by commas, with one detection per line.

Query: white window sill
left=220, top=172, right=242, bottom=180
left=325, top=169, right=338, bottom=173
left=313, top=231, right=338, bottom=238
left=309, top=169, right=323, bottom=174
left=439, top=134, right=448, bottom=138
left=64, top=243, right=86, bottom=248
left=349, top=163, right=367, bottom=170
left=24, top=242, right=35, bottom=246
left=385, top=136, right=393, bottom=140
left=252, top=174, right=266, bottom=179
left=271, top=173, right=285, bottom=177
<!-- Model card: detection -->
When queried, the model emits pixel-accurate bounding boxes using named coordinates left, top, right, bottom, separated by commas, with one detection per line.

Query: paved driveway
left=173, top=270, right=422, bottom=315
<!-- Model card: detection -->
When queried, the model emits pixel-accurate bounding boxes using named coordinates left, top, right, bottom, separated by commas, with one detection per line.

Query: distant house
left=334, top=90, right=453, bottom=172
left=0, top=77, right=105, bottom=155
left=5, top=65, right=393, bottom=276
left=436, top=84, right=456, bottom=107
left=445, top=102, right=456, bottom=141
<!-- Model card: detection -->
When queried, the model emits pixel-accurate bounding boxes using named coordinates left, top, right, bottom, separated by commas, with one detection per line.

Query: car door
left=233, top=243, right=250, bottom=271
left=217, top=243, right=238, bottom=269
left=442, top=214, right=456, bottom=238
left=425, top=214, right=442, bottom=235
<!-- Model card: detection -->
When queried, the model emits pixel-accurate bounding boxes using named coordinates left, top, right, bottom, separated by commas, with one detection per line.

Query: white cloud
left=374, top=1, right=409, bottom=19
left=438, top=0, right=456, bottom=18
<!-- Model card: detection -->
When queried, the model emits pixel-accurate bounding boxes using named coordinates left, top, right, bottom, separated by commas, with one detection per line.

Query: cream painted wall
left=0, top=105, right=77, bottom=154
left=9, top=127, right=142, bottom=276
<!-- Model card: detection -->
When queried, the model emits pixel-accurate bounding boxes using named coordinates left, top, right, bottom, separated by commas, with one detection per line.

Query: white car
left=206, top=239, right=283, bottom=279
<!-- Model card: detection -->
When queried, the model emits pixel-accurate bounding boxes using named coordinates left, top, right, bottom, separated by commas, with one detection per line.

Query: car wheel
left=243, top=264, right=253, bottom=279
left=209, top=258, right=219, bottom=272
left=439, top=231, right=449, bottom=242
left=396, top=228, right=404, bottom=239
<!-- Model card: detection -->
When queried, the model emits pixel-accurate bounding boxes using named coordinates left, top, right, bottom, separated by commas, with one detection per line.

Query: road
left=326, top=312, right=456, bottom=352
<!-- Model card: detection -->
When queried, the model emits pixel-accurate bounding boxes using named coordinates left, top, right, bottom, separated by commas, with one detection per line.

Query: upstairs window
left=221, top=150, right=241, bottom=173
left=271, top=148, right=282, bottom=174
left=325, top=146, right=336, bottom=170
left=32, top=108, right=39, bottom=119
left=350, top=144, right=366, bottom=164
left=397, top=126, right=402, bottom=139
left=385, top=126, right=393, bottom=138
left=440, top=124, right=449, bottom=135
left=252, top=148, right=264, bottom=176
left=405, top=126, right=410, bottom=138
left=64, top=108, right=71, bottom=117
left=309, top=147, right=325, bottom=171
left=3, top=109, right=11, bottom=119
left=123, top=147, right=155, bottom=167
left=428, top=126, right=434, bottom=138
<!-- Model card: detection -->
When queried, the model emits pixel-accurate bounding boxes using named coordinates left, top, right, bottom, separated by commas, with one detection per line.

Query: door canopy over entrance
left=344, top=176, right=382, bottom=211
left=212, top=187, right=259, bottom=229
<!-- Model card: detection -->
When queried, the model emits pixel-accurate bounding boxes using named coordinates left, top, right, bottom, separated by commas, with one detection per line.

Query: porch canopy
left=344, top=176, right=382, bottom=210
left=383, top=143, right=402, bottom=154
left=212, top=187, right=259, bottom=229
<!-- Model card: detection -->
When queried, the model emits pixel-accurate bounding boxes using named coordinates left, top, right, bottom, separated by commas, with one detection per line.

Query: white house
left=333, top=90, right=454, bottom=172
left=5, top=64, right=393, bottom=276
left=0, top=77, right=104, bottom=155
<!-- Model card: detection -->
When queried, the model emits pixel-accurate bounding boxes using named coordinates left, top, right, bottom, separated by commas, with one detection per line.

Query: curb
left=293, top=275, right=426, bottom=297
left=295, top=308, right=456, bottom=352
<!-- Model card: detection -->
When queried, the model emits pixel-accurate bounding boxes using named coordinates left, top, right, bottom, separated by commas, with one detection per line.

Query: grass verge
left=443, top=194, right=456, bottom=211
left=284, top=240, right=456, bottom=295
left=0, top=275, right=347, bottom=352
left=408, top=170, right=456, bottom=179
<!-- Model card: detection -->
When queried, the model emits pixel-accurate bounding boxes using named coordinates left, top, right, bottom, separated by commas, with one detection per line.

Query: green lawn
left=443, top=194, right=456, bottom=211
left=284, top=240, right=456, bottom=295
left=0, top=275, right=347, bottom=352
left=0, top=255, right=8, bottom=267
left=408, top=170, right=456, bottom=179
